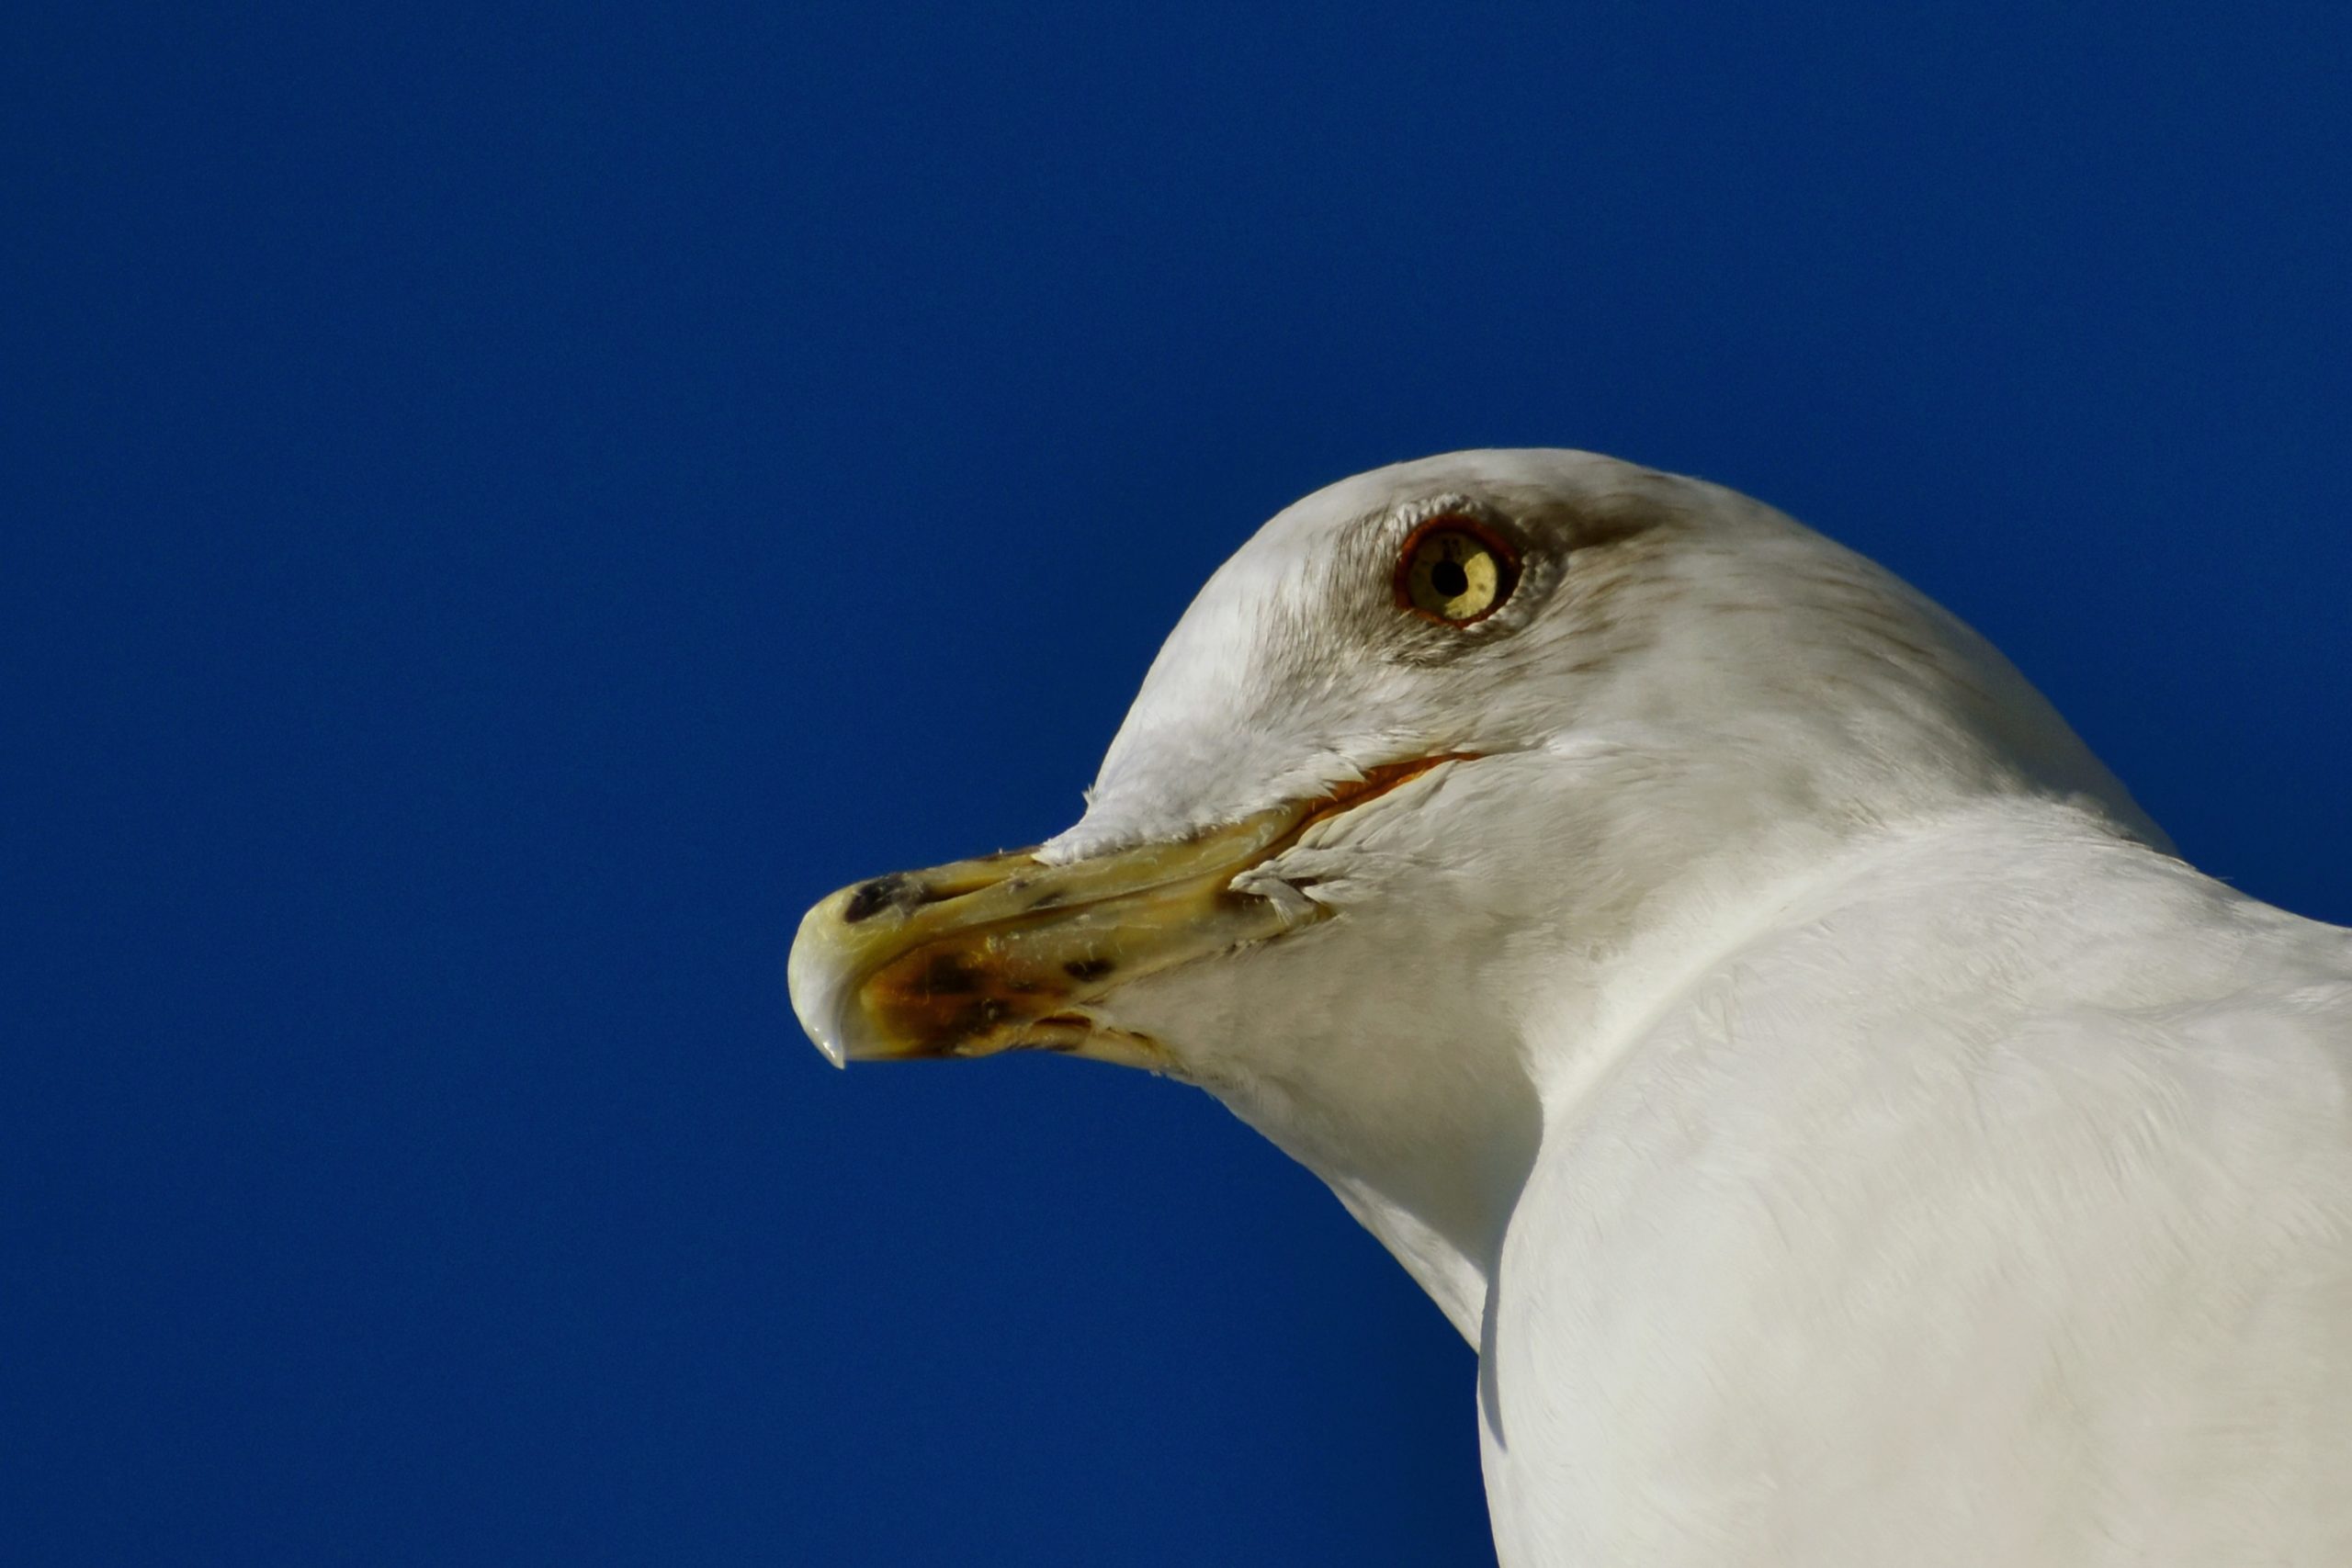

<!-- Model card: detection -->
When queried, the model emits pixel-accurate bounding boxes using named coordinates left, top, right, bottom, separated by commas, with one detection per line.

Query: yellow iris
left=1401, top=526, right=1510, bottom=623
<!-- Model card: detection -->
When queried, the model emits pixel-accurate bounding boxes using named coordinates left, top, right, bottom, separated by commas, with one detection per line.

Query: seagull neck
left=1314, top=1070, right=1544, bottom=1345
left=1520, top=794, right=2160, bottom=1123
left=1204, top=1028, right=1542, bottom=1346
left=1221, top=800, right=2159, bottom=1348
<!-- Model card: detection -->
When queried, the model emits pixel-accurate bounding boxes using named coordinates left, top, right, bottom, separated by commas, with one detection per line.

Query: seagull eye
left=1396, top=519, right=1519, bottom=626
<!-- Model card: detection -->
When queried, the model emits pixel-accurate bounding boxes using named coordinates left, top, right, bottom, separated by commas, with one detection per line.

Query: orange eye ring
left=1393, top=515, right=1521, bottom=626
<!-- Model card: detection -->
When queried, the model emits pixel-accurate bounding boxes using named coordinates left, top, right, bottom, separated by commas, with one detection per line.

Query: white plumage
left=794, top=449, right=2352, bottom=1565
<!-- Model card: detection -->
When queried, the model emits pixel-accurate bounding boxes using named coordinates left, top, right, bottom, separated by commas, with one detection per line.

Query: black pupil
left=1430, top=558, right=1470, bottom=598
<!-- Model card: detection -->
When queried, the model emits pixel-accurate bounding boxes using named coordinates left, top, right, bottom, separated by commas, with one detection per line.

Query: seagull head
left=788, top=448, right=2158, bottom=1327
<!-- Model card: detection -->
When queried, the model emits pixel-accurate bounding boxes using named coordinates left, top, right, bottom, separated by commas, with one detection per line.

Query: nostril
left=843, top=874, right=917, bottom=923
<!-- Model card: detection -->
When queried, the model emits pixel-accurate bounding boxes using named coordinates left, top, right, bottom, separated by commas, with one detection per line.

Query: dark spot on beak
left=1062, top=957, right=1116, bottom=982
left=1029, top=890, right=1065, bottom=910
left=921, top=953, right=981, bottom=995
left=940, top=998, right=1007, bottom=1046
left=844, top=874, right=916, bottom=923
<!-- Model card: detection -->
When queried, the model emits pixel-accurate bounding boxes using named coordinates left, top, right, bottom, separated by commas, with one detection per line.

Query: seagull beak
left=787, top=756, right=1466, bottom=1068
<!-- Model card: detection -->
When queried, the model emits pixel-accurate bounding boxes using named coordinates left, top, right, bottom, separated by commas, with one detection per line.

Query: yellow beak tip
left=787, top=895, right=858, bottom=1069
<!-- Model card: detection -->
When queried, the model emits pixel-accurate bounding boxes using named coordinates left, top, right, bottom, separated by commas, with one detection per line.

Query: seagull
left=788, top=449, right=2352, bottom=1566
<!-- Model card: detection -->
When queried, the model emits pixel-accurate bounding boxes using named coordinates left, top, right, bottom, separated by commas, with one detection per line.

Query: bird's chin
left=787, top=756, right=1474, bottom=1069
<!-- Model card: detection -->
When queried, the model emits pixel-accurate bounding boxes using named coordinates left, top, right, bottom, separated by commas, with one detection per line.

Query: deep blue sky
left=7, top=5, right=2349, bottom=1563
